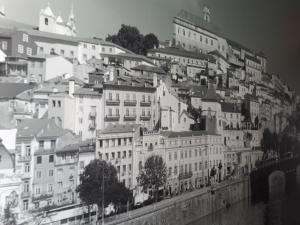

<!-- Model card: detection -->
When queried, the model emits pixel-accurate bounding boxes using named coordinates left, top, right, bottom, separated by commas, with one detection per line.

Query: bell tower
left=203, top=5, right=211, bottom=24
left=66, top=2, right=76, bottom=36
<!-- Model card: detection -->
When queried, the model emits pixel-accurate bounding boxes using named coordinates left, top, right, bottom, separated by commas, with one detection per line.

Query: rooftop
left=175, top=10, right=222, bottom=37
left=148, top=47, right=216, bottom=63
left=99, top=124, right=141, bottom=134
left=0, top=83, right=35, bottom=100
left=17, top=119, right=68, bottom=138
left=161, top=130, right=219, bottom=138
left=131, top=64, right=166, bottom=75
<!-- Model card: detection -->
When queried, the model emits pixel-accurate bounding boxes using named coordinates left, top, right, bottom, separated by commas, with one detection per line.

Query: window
left=70, top=50, right=74, bottom=58
left=174, top=152, right=177, bottom=160
left=39, top=141, right=44, bottom=149
left=49, top=155, right=54, bottom=163
left=83, top=44, right=87, bottom=48
left=109, top=48, right=112, bottom=53
left=92, top=45, right=96, bottom=50
left=2, top=41, right=7, bottom=50
left=25, top=145, right=31, bottom=156
left=169, top=167, right=172, bottom=176
left=60, top=49, right=65, bottom=55
left=169, top=152, right=172, bottom=161
left=37, top=156, right=42, bottom=164
left=45, top=18, right=48, bottom=25
left=211, top=40, right=213, bottom=46
left=174, top=166, right=178, bottom=175
left=52, top=100, right=56, bottom=107
left=51, top=140, right=56, bottom=149
left=48, top=184, right=53, bottom=193
left=36, top=171, right=42, bottom=179
left=49, top=170, right=53, bottom=177
left=22, top=33, right=29, bottom=42
left=24, top=163, right=30, bottom=173
left=23, top=200, right=29, bottom=210
left=58, top=100, right=61, bottom=107
left=18, top=44, right=24, bottom=53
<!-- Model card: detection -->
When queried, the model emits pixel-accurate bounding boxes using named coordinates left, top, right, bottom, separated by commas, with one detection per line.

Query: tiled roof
left=21, top=28, right=79, bottom=44
left=73, top=87, right=101, bottom=96
left=0, top=83, right=35, bottom=100
left=175, top=10, right=222, bottom=37
left=221, top=102, right=241, bottom=113
left=99, top=124, right=141, bottom=134
left=34, top=84, right=68, bottom=94
left=101, top=52, right=154, bottom=65
left=17, top=119, right=68, bottom=139
left=148, top=47, right=216, bottom=63
left=131, top=64, right=166, bottom=74
left=0, top=17, right=35, bottom=30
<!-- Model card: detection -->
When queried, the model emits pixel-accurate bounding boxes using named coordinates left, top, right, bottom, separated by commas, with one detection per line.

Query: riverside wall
left=105, top=176, right=250, bottom=225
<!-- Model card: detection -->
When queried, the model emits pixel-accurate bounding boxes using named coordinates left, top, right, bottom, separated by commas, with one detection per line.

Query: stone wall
left=105, top=177, right=250, bottom=225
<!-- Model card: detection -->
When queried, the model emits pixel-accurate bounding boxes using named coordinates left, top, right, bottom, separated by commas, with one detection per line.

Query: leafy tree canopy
left=106, top=24, right=159, bottom=55
left=137, top=155, right=167, bottom=200
left=76, top=160, right=131, bottom=213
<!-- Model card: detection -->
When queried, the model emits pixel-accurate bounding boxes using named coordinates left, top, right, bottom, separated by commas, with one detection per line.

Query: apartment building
left=135, top=130, right=224, bottom=194
left=102, top=77, right=158, bottom=131
left=96, top=124, right=139, bottom=189
left=48, top=80, right=102, bottom=140
left=15, top=119, right=77, bottom=212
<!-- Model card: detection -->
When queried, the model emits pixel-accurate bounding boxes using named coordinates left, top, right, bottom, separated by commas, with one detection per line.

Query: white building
left=28, top=54, right=73, bottom=82
left=173, top=8, right=228, bottom=58
left=39, top=3, right=76, bottom=37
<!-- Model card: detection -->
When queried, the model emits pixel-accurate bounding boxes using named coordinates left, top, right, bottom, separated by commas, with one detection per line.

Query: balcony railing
left=105, top=115, right=120, bottom=122
left=124, top=100, right=137, bottom=106
left=124, top=115, right=137, bottom=121
left=32, top=193, right=53, bottom=201
left=21, top=191, right=31, bottom=199
left=89, top=122, right=96, bottom=130
left=140, top=115, right=151, bottom=121
left=106, top=99, right=120, bottom=106
left=140, top=101, right=151, bottom=107
left=178, top=171, right=193, bottom=180
left=89, top=111, right=97, bottom=119
left=18, top=155, right=31, bottom=162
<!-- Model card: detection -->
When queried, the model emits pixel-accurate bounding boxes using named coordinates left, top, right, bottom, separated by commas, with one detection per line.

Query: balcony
left=32, top=193, right=53, bottom=201
left=124, top=100, right=137, bottom=106
left=124, top=115, right=137, bottom=121
left=89, top=111, right=97, bottom=119
left=21, top=191, right=31, bottom=199
left=89, top=122, right=96, bottom=130
left=105, top=115, right=120, bottom=122
left=140, top=101, right=151, bottom=107
left=18, top=155, right=31, bottom=162
left=140, top=115, right=151, bottom=121
left=106, top=99, right=120, bottom=106
left=178, top=171, right=193, bottom=180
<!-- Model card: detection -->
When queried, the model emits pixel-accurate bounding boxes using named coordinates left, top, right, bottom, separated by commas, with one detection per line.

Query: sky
left=2, top=0, right=300, bottom=93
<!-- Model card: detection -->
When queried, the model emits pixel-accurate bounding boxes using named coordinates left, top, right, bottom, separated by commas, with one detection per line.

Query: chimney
left=69, top=79, right=75, bottom=96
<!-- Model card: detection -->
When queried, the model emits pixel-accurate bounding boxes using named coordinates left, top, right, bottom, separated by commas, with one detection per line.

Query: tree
left=143, top=33, right=159, bottom=54
left=106, top=24, right=159, bottom=55
left=76, top=160, right=131, bottom=220
left=137, top=155, right=167, bottom=201
left=3, top=203, right=17, bottom=225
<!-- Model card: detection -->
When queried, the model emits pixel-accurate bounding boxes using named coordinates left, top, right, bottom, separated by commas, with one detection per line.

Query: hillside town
left=0, top=3, right=299, bottom=225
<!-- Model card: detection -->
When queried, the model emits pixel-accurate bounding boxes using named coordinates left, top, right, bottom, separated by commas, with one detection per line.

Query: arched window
left=45, top=18, right=48, bottom=25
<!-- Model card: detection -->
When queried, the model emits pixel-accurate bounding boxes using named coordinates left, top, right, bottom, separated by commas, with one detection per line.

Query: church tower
left=39, top=2, right=56, bottom=33
left=203, top=5, right=211, bottom=24
left=66, top=2, right=76, bottom=36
